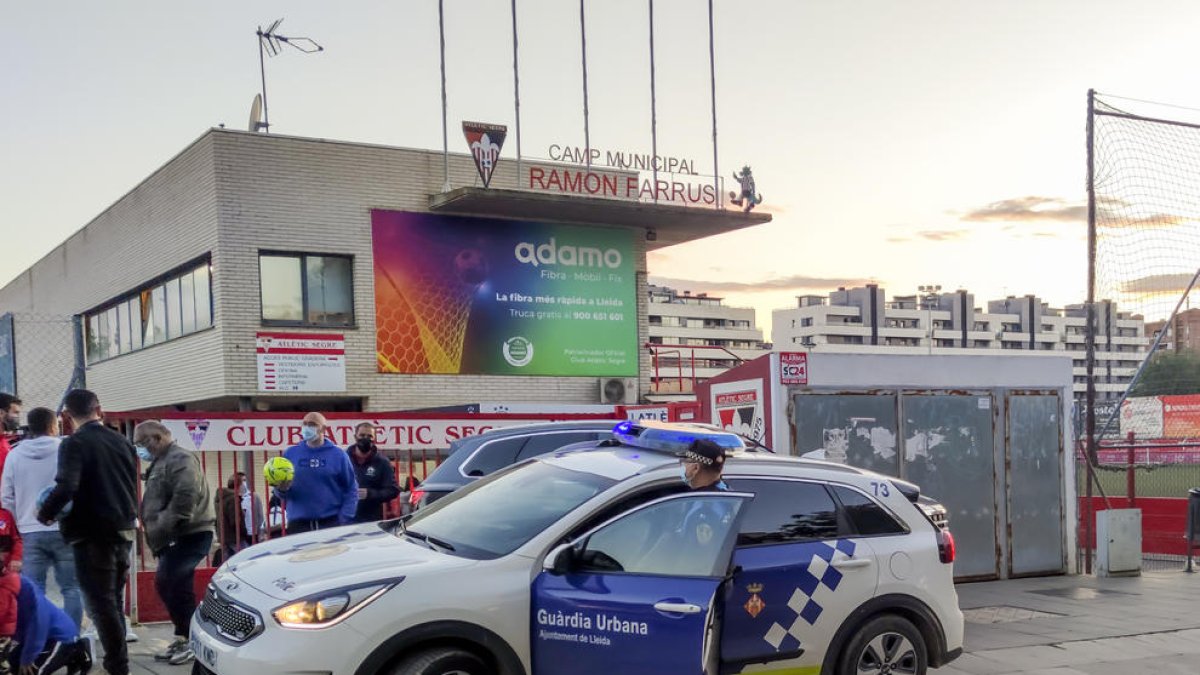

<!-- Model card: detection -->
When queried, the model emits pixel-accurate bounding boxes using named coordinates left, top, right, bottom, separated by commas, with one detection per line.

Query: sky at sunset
left=5, top=1, right=1200, bottom=337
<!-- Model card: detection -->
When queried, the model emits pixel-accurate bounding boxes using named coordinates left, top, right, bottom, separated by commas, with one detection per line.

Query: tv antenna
left=255, top=18, right=324, bottom=133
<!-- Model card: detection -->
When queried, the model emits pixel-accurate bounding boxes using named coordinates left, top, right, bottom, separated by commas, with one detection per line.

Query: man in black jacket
left=38, top=389, right=137, bottom=675
left=349, top=422, right=400, bottom=523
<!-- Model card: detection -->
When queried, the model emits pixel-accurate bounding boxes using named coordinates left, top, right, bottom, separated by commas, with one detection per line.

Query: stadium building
left=0, top=128, right=770, bottom=414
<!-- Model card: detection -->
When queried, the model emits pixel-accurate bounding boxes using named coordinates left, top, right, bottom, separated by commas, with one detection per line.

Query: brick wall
left=212, top=130, right=651, bottom=410
left=0, top=134, right=223, bottom=411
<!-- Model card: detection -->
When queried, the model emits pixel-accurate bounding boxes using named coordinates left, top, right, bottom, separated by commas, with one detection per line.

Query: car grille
left=199, top=585, right=260, bottom=642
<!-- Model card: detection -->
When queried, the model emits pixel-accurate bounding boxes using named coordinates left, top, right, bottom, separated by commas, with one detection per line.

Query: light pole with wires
left=919, top=284, right=942, bottom=354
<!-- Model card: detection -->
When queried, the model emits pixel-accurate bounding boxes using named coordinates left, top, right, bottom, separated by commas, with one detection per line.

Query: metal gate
left=902, top=392, right=999, bottom=580
left=792, top=388, right=1066, bottom=580
left=1006, top=392, right=1066, bottom=576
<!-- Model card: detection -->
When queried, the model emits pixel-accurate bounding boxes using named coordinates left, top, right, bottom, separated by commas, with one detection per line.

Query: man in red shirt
left=0, top=395, right=21, bottom=481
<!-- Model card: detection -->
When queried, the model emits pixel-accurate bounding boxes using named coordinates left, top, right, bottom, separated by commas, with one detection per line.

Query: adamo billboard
left=372, top=210, right=637, bottom=376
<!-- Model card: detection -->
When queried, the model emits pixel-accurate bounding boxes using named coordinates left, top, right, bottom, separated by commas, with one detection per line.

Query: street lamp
left=918, top=284, right=942, bottom=354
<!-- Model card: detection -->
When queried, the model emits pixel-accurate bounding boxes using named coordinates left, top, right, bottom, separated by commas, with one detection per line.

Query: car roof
left=542, top=436, right=879, bottom=485
left=471, top=420, right=619, bottom=439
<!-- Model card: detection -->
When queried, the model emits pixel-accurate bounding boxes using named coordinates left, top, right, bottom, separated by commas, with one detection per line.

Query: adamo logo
left=503, top=336, right=534, bottom=367
left=514, top=237, right=622, bottom=269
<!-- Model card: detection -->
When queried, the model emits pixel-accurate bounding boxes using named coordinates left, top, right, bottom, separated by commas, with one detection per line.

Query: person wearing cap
left=677, top=438, right=729, bottom=492
left=0, top=526, right=92, bottom=675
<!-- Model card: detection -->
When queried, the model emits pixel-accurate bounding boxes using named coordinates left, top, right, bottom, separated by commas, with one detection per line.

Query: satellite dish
left=249, top=94, right=266, bottom=132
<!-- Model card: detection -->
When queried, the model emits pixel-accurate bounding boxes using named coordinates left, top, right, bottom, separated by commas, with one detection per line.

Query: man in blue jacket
left=275, top=413, right=357, bottom=534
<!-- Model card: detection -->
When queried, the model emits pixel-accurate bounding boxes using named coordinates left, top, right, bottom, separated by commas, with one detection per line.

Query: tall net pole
left=1084, top=88, right=1097, bottom=574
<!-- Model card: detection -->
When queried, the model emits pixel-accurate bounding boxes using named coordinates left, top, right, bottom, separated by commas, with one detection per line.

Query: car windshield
left=398, top=460, right=615, bottom=559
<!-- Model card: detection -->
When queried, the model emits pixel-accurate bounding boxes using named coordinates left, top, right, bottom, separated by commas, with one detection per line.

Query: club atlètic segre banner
left=371, top=210, right=637, bottom=376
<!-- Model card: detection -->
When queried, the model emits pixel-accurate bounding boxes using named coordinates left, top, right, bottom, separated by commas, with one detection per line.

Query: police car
left=191, top=422, right=963, bottom=675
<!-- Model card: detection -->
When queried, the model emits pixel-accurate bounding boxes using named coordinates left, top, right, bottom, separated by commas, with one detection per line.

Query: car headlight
left=272, top=580, right=401, bottom=629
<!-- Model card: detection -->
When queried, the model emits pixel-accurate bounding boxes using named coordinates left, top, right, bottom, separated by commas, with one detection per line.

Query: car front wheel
left=390, top=647, right=488, bottom=675
left=836, top=614, right=927, bottom=675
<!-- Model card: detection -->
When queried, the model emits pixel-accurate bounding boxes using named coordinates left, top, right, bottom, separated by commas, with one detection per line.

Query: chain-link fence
left=1082, top=92, right=1200, bottom=573
left=6, top=312, right=79, bottom=412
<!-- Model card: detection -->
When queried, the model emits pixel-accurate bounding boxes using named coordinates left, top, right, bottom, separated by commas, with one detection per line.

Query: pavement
left=103, top=569, right=1200, bottom=674
left=932, top=569, right=1200, bottom=675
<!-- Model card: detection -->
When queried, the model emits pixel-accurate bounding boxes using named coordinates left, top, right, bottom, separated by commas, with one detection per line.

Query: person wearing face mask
left=133, top=420, right=214, bottom=666
left=673, top=438, right=732, bottom=558
left=274, top=412, right=358, bottom=534
left=676, top=438, right=729, bottom=492
left=0, top=395, right=22, bottom=482
left=347, top=423, right=400, bottom=524
left=214, top=473, right=263, bottom=565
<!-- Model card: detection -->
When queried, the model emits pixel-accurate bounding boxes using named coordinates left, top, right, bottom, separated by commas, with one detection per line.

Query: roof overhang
left=428, top=187, right=771, bottom=250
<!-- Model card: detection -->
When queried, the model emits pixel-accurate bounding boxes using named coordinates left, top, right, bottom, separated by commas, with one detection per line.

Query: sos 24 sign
left=780, top=352, right=808, bottom=386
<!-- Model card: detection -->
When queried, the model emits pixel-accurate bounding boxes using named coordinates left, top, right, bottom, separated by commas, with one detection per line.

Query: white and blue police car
left=190, top=421, right=963, bottom=675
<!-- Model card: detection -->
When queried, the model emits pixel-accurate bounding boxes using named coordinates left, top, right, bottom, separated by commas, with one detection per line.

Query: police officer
left=672, top=438, right=734, bottom=563
left=677, top=438, right=729, bottom=491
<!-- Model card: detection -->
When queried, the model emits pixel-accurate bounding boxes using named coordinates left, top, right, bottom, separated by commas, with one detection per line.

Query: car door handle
left=654, top=602, right=702, bottom=614
left=831, top=558, right=872, bottom=570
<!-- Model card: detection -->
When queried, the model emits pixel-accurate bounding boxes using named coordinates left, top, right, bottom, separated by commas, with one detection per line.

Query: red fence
left=1079, top=496, right=1191, bottom=555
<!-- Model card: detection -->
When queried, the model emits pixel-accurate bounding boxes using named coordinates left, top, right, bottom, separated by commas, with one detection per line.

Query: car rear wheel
left=836, top=614, right=927, bottom=675
left=390, top=647, right=488, bottom=675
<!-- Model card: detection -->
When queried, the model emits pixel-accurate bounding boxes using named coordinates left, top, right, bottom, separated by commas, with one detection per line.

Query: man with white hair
left=134, top=420, right=214, bottom=666
left=274, top=412, right=358, bottom=534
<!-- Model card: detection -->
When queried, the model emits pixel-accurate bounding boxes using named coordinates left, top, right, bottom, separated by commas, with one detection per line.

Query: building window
left=801, top=317, right=813, bottom=327
left=85, top=257, right=214, bottom=363
left=259, top=253, right=354, bottom=326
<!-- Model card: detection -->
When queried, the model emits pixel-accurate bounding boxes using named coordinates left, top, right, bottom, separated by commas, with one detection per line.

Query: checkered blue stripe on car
left=762, top=539, right=858, bottom=652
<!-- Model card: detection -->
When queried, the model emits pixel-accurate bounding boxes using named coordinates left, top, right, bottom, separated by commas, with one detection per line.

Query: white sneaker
left=78, top=625, right=139, bottom=642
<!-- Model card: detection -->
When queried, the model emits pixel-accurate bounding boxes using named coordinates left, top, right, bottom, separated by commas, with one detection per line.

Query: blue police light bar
left=611, top=421, right=744, bottom=455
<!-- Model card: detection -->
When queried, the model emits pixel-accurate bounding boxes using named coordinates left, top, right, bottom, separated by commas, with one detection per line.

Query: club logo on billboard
left=503, top=336, right=534, bottom=367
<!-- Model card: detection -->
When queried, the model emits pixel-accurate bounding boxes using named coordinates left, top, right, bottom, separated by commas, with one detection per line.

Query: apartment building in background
left=1146, top=308, right=1200, bottom=354
left=646, top=285, right=769, bottom=399
left=772, top=284, right=1148, bottom=400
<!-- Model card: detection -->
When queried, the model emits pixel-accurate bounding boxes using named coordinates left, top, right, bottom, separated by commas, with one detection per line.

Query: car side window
left=460, top=437, right=527, bottom=477
left=577, top=496, right=744, bottom=577
left=725, top=479, right=839, bottom=546
left=515, top=432, right=601, bottom=461
left=831, top=485, right=907, bottom=536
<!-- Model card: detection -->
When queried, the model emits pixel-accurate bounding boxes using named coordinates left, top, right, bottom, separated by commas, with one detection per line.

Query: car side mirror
left=543, top=543, right=579, bottom=575
left=466, top=469, right=485, bottom=477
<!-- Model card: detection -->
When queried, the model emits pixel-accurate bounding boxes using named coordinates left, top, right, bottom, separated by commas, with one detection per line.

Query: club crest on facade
left=462, top=121, right=508, bottom=188
left=185, top=420, right=211, bottom=449
left=729, top=165, right=763, bottom=212
left=745, top=583, right=766, bottom=618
